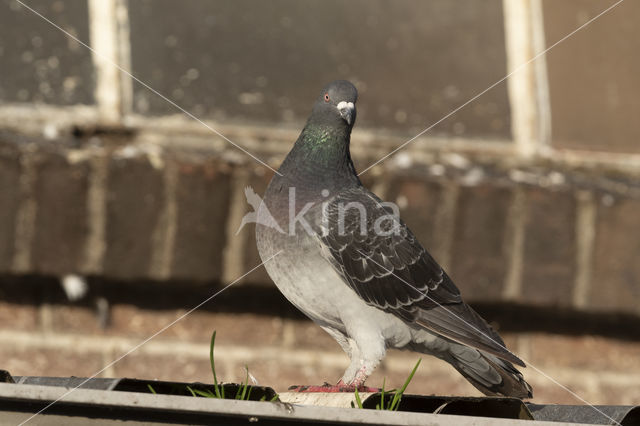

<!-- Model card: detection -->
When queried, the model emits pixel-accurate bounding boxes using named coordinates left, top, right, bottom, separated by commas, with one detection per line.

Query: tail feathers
left=415, top=303, right=525, bottom=368
left=446, top=344, right=533, bottom=398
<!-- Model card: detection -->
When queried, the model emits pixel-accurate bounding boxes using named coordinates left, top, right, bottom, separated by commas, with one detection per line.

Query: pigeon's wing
left=317, top=187, right=524, bottom=367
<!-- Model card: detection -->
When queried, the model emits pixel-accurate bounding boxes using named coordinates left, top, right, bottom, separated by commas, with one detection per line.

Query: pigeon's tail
left=444, top=343, right=533, bottom=398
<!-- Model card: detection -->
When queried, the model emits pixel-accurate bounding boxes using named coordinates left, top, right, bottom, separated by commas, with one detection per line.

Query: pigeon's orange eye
left=324, top=93, right=330, bottom=102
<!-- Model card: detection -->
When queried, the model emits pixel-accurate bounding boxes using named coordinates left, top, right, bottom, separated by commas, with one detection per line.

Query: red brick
left=0, top=141, right=21, bottom=272
left=450, top=186, right=511, bottom=301
left=599, top=383, right=640, bottom=406
left=590, top=197, right=640, bottom=313
left=528, top=333, right=640, bottom=372
left=285, top=319, right=338, bottom=350
left=48, top=302, right=287, bottom=347
left=114, top=352, right=213, bottom=383
left=243, top=358, right=345, bottom=392
left=171, top=159, right=232, bottom=281
left=527, top=380, right=595, bottom=406
left=0, top=301, right=38, bottom=332
left=386, top=178, right=442, bottom=251
left=32, top=152, right=89, bottom=275
left=521, top=189, right=576, bottom=306
left=104, top=155, right=164, bottom=279
left=49, top=304, right=104, bottom=335
left=0, top=347, right=104, bottom=378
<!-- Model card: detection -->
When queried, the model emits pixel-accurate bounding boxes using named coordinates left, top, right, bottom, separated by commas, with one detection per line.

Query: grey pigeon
left=256, top=80, right=532, bottom=398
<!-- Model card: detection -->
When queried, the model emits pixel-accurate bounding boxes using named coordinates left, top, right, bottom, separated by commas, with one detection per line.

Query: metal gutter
left=0, top=382, right=592, bottom=426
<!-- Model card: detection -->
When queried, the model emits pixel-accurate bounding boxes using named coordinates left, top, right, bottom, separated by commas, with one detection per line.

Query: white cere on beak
left=337, top=101, right=354, bottom=111
left=337, top=101, right=355, bottom=125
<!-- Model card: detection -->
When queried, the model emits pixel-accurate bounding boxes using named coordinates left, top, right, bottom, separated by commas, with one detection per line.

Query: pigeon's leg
left=338, top=337, right=360, bottom=383
left=335, top=321, right=386, bottom=392
left=289, top=328, right=360, bottom=393
left=288, top=329, right=381, bottom=393
left=320, top=326, right=365, bottom=384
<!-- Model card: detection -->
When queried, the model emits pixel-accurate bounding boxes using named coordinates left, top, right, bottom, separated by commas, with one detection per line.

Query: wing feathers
left=317, top=187, right=523, bottom=367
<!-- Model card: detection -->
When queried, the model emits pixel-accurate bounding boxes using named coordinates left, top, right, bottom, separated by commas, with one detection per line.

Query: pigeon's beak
left=337, top=101, right=355, bottom=126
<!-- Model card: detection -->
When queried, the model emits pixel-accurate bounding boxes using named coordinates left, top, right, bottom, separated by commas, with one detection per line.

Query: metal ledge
left=0, top=382, right=594, bottom=426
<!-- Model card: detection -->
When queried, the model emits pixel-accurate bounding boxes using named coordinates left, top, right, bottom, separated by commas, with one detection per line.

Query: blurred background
left=1, top=0, right=639, bottom=405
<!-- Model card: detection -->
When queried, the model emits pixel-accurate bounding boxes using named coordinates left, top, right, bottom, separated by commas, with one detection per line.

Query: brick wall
left=1, top=0, right=639, bottom=405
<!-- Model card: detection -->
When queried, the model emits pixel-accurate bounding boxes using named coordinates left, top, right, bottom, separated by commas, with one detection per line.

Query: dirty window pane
left=0, top=0, right=94, bottom=106
left=129, top=0, right=511, bottom=140
left=543, top=0, right=640, bottom=153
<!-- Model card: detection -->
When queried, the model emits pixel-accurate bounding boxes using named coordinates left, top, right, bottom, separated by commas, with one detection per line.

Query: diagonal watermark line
left=12, top=0, right=282, bottom=177
left=17, top=250, right=282, bottom=426
left=356, top=250, right=620, bottom=426
left=358, top=0, right=625, bottom=177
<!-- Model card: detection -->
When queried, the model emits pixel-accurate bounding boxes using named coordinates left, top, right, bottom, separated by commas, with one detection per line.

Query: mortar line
left=11, top=151, right=37, bottom=273
left=149, top=154, right=178, bottom=280
left=83, top=152, right=108, bottom=274
left=502, top=187, right=527, bottom=300
left=431, top=182, right=459, bottom=272
left=573, top=190, right=596, bottom=308
left=222, top=169, right=252, bottom=283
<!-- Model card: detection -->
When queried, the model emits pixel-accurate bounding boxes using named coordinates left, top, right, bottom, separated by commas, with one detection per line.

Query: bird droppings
left=509, top=169, right=536, bottom=185
left=539, top=171, right=567, bottom=187
left=43, top=123, right=59, bottom=140
left=60, top=274, right=88, bottom=302
left=429, top=164, right=446, bottom=176
left=114, top=144, right=165, bottom=169
left=442, top=152, right=470, bottom=169
left=461, top=167, right=485, bottom=187
left=394, top=152, right=412, bottom=169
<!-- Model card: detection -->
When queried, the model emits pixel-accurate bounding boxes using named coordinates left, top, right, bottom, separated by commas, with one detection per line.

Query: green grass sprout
left=148, top=331, right=277, bottom=401
left=387, top=358, right=421, bottom=411
left=351, top=358, right=421, bottom=411
left=209, top=331, right=225, bottom=399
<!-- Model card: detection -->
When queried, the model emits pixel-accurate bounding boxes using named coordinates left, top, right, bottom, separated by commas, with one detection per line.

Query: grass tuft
left=351, top=358, right=421, bottom=411
left=146, top=330, right=278, bottom=402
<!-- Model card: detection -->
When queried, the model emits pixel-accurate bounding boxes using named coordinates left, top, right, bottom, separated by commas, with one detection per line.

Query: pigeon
left=256, top=80, right=532, bottom=398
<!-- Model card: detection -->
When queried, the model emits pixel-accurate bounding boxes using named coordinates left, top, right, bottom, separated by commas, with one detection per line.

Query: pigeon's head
left=311, top=80, right=358, bottom=127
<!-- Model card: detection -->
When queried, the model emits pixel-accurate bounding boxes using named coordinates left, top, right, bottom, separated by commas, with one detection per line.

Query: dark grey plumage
left=256, top=80, right=532, bottom=398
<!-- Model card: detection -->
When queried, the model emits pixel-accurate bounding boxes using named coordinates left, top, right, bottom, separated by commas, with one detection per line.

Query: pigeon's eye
left=324, top=93, right=330, bottom=102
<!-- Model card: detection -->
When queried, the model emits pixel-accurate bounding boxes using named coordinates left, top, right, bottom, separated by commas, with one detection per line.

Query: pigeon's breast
left=256, top=196, right=414, bottom=348
left=256, top=216, right=350, bottom=329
